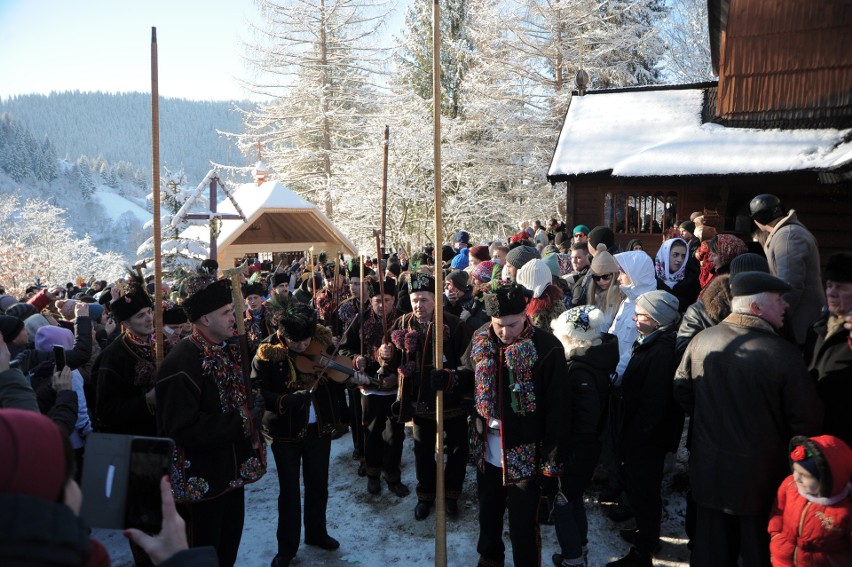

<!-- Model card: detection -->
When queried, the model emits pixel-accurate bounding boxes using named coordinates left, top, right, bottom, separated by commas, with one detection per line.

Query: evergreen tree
left=77, top=156, right=96, bottom=200
left=39, top=136, right=58, bottom=182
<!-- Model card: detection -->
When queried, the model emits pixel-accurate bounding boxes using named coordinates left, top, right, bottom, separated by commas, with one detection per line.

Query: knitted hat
left=573, top=224, right=590, bottom=236
left=469, top=245, right=490, bottom=263
left=87, top=303, right=105, bottom=323
left=551, top=306, right=606, bottom=343
left=409, top=272, right=436, bottom=294
left=35, top=325, right=74, bottom=352
left=679, top=221, right=696, bottom=235
left=57, top=300, right=77, bottom=321
left=446, top=269, right=470, bottom=291
left=484, top=283, right=529, bottom=317
left=450, top=248, right=469, bottom=270
left=506, top=245, right=540, bottom=269
left=729, top=253, right=770, bottom=276
left=368, top=278, right=397, bottom=298
left=24, top=314, right=51, bottom=338
left=516, top=259, right=552, bottom=299
left=453, top=230, right=470, bottom=245
left=243, top=282, right=266, bottom=298
left=588, top=226, right=615, bottom=250
left=271, top=272, right=290, bottom=287
left=0, top=295, right=17, bottom=312
left=4, top=303, right=37, bottom=321
left=181, top=275, right=233, bottom=322
left=0, top=409, right=66, bottom=502
left=590, top=245, right=620, bottom=275
left=730, top=272, right=791, bottom=297
left=276, top=302, right=317, bottom=341
left=471, top=261, right=496, bottom=283
left=635, top=290, right=680, bottom=327
left=824, top=252, right=852, bottom=283
left=0, top=316, right=24, bottom=344
left=541, top=253, right=561, bottom=278
left=110, top=275, right=154, bottom=324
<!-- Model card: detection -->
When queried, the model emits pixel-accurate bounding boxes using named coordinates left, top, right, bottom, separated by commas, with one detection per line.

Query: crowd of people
left=1, top=193, right=850, bottom=567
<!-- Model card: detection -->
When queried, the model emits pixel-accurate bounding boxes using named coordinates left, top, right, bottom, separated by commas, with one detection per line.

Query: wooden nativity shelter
left=547, top=0, right=852, bottom=260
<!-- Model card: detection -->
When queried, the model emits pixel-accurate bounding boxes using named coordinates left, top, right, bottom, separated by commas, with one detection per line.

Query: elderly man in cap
left=805, top=251, right=852, bottom=446
left=156, top=274, right=266, bottom=567
left=674, top=271, right=823, bottom=567
left=377, top=271, right=469, bottom=521
left=463, top=282, right=568, bottom=567
left=750, top=193, right=824, bottom=345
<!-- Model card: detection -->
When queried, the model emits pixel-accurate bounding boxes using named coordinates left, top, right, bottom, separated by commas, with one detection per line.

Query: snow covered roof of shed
left=547, top=84, right=852, bottom=181
left=181, top=180, right=358, bottom=257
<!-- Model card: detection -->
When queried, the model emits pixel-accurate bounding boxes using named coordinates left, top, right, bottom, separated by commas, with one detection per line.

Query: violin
left=292, top=339, right=355, bottom=384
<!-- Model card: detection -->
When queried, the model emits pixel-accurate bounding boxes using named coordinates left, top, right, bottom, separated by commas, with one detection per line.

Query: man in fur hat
left=94, top=275, right=158, bottom=436
left=340, top=277, right=409, bottom=497
left=244, top=281, right=273, bottom=357
left=252, top=302, right=350, bottom=567
left=462, top=282, right=568, bottom=567
left=377, top=271, right=470, bottom=521
left=265, top=272, right=293, bottom=313
left=156, top=274, right=266, bottom=567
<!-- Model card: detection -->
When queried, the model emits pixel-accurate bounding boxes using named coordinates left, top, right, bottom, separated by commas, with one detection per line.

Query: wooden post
left=381, top=125, right=390, bottom=258
left=150, top=27, right=164, bottom=368
left=209, top=176, right=218, bottom=263
left=432, top=1, right=446, bottom=565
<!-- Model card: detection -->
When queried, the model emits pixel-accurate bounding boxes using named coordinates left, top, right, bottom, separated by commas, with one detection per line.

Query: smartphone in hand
left=53, top=345, right=66, bottom=370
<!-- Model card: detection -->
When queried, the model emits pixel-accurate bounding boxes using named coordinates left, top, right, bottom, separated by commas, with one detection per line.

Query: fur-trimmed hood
left=702, top=274, right=732, bottom=323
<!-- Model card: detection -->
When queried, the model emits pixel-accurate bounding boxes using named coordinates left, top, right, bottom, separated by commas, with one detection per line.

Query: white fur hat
left=550, top=306, right=606, bottom=343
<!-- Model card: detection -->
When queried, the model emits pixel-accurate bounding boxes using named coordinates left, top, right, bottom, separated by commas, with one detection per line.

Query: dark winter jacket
left=461, top=295, right=491, bottom=337
left=94, top=333, right=157, bottom=436
left=674, top=313, right=824, bottom=515
left=464, top=323, right=569, bottom=484
left=617, top=327, right=683, bottom=457
left=156, top=331, right=266, bottom=503
left=561, top=334, right=619, bottom=499
left=675, top=274, right=731, bottom=360
left=569, top=268, right=592, bottom=308
left=805, top=314, right=852, bottom=447
left=12, top=316, right=93, bottom=374
left=0, top=368, right=39, bottom=411
left=656, top=263, right=701, bottom=314
left=252, top=326, right=342, bottom=441
left=764, top=210, right=825, bottom=344
left=29, top=360, right=80, bottom=438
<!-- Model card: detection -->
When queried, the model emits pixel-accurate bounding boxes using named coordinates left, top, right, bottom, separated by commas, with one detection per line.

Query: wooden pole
left=150, top=27, right=164, bottom=368
left=431, top=1, right=446, bottom=565
left=209, top=177, right=218, bottom=263
left=380, top=125, right=389, bottom=258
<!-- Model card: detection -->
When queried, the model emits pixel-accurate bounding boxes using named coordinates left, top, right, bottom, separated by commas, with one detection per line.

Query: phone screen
left=53, top=345, right=66, bottom=370
left=125, top=438, right=174, bottom=532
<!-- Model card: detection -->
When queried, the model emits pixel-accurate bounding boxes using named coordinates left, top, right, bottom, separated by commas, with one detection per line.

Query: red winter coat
left=768, top=435, right=852, bottom=567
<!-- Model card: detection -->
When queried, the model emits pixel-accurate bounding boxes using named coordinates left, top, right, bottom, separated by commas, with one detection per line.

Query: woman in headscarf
left=703, top=234, right=748, bottom=289
left=654, top=237, right=700, bottom=313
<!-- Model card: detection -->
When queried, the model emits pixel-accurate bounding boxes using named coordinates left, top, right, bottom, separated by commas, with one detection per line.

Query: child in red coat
left=768, top=435, right=851, bottom=567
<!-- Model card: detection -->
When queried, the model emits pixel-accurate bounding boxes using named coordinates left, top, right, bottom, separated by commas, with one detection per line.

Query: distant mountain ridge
left=0, top=91, right=253, bottom=183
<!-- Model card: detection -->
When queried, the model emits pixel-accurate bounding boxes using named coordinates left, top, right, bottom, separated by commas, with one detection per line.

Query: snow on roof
left=547, top=87, right=852, bottom=179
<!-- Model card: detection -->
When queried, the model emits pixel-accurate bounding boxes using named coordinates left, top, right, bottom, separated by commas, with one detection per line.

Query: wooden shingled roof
left=708, top=0, right=852, bottom=129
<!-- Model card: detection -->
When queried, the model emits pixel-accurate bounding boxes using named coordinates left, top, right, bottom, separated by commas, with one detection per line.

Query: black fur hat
left=243, top=282, right=266, bottom=298
left=484, top=283, right=529, bottom=317
left=276, top=302, right=317, bottom=341
left=271, top=272, right=289, bottom=287
left=409, top=272, right=435, bottom=294
left=110, top=271, right=154, bottom=323
left=368, top=278, right=397, bottom=298
left=181, top=275, right=233, bottom=322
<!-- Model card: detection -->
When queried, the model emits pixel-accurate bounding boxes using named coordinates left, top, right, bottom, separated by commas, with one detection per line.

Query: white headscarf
left=654, top=238, right=688, bottom=288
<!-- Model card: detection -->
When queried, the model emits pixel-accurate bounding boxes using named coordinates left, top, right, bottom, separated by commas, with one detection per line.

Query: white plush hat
left=516, top=258, right=551, bottom=299
left=551, top=305, right=606, bottom=343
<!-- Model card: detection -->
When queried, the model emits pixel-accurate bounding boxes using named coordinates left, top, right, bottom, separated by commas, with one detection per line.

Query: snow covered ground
left=96, top=427, right=691, bottom=567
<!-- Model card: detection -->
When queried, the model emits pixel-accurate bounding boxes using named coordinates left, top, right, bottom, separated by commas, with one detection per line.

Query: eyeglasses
left=591, top=273, right=613, bottom=282
left=573, top=233, right=586, bottom=238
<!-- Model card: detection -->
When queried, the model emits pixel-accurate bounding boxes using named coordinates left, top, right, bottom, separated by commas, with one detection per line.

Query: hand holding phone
left=124, top=476, right=189, bottom=564
left=52, top=366, right=72, bottom=392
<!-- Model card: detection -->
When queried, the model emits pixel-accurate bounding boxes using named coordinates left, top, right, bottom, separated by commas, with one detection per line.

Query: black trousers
left=476, top=463, right=541, bottom=567
left=362, top=394, right=404, bottom=482
left=270, top=426, right=331, bottom=560
left=348, top=387, right=365, bottom=456
left=621, top=447, right=666, bottom=557
left=177, top=487, right=245, bottom=567
left=412, top=414, right=468, bottom=501
left=690, top=505, right=770, bottom=567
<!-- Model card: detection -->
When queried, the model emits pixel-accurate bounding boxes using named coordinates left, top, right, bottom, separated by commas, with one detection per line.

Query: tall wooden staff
left=359, top=255, right=366, bottom=355
left=431, top=1, right=446, bottom=565
left=150, top=27, right=164, bottom=368
left=380, top=125, right=389, bottom=256
left=373, top=230, right=389, bottom=341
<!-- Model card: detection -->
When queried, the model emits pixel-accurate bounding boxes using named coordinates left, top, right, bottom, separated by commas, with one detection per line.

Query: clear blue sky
left=0, top=0, right=408, bottom=102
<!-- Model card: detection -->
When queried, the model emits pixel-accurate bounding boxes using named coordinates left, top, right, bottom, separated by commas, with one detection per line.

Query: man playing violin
left=252, top=302, right=370, bottom=567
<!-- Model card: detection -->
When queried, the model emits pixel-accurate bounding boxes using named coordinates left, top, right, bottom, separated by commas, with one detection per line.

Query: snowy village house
left=547, top=0, right=852, bottom=260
